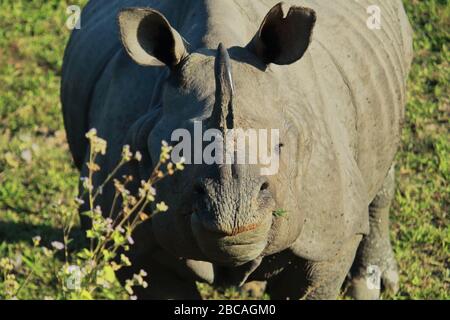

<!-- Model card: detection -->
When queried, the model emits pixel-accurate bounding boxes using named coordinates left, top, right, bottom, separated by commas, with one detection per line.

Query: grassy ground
left=0, top=0, right=448, bottom=299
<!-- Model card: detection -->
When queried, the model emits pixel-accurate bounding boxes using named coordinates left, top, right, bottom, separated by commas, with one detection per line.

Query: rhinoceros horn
left=210, top=43, right=234, bottom=132
left=209, top=43, right=235, bottom=178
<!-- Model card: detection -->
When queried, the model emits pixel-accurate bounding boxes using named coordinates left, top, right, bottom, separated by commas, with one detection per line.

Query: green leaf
left=102, top=265, right=116, bottom=284
left=77, top=248, right=94, bottom=260
left=86, top=230, right=95, bottom=239
left=79, top=290, right=93, bottom=300
left=273, top=209, right=288, bottom=218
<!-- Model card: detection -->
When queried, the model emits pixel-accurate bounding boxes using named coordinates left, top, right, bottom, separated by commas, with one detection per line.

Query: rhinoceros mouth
left=190, top=212, right=272, bottom=266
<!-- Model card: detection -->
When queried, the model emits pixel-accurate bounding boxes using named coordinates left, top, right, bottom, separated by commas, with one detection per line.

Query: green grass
left=391, top=0, right=449, bottom=299
left=0, top=0, right=448, bottom=299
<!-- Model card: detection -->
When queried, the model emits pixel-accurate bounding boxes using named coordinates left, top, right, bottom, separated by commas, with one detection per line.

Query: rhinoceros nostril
left=260, top=181, right=269, bottom=191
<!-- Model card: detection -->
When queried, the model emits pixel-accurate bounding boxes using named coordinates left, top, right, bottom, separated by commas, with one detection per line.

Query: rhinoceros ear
left=249, top=2, right=316, bottom=65
left=118, top=8, right=188, bottom=67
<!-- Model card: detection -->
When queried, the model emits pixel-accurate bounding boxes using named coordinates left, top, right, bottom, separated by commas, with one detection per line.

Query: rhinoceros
left=61, top=0, right=413, bottom=299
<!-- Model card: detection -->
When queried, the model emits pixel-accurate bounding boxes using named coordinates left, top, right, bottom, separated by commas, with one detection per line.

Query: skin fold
left=61, top=0, right=413, bottom=299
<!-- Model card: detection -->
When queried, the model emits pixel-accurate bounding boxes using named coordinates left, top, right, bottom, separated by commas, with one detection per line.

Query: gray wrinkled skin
left=61, top=0, right=413, bottom=299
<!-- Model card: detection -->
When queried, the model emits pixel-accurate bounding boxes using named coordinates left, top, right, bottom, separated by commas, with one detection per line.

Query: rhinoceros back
left=308, top=0, right=413, bottom=196
left=285, top=0, right=412, bottom=260
left=61, top=0, right=162, bottom=168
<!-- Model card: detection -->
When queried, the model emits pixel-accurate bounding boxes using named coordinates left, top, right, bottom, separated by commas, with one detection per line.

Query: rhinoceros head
left=118, top=3, right=316, bottom=266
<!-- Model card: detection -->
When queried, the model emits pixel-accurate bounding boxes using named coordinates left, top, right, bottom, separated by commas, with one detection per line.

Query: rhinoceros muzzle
left=190, top=211, right=272, bottom=266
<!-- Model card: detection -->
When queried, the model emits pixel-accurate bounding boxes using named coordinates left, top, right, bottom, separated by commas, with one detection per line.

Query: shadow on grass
left=0, top=221, right=87, bottom=250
